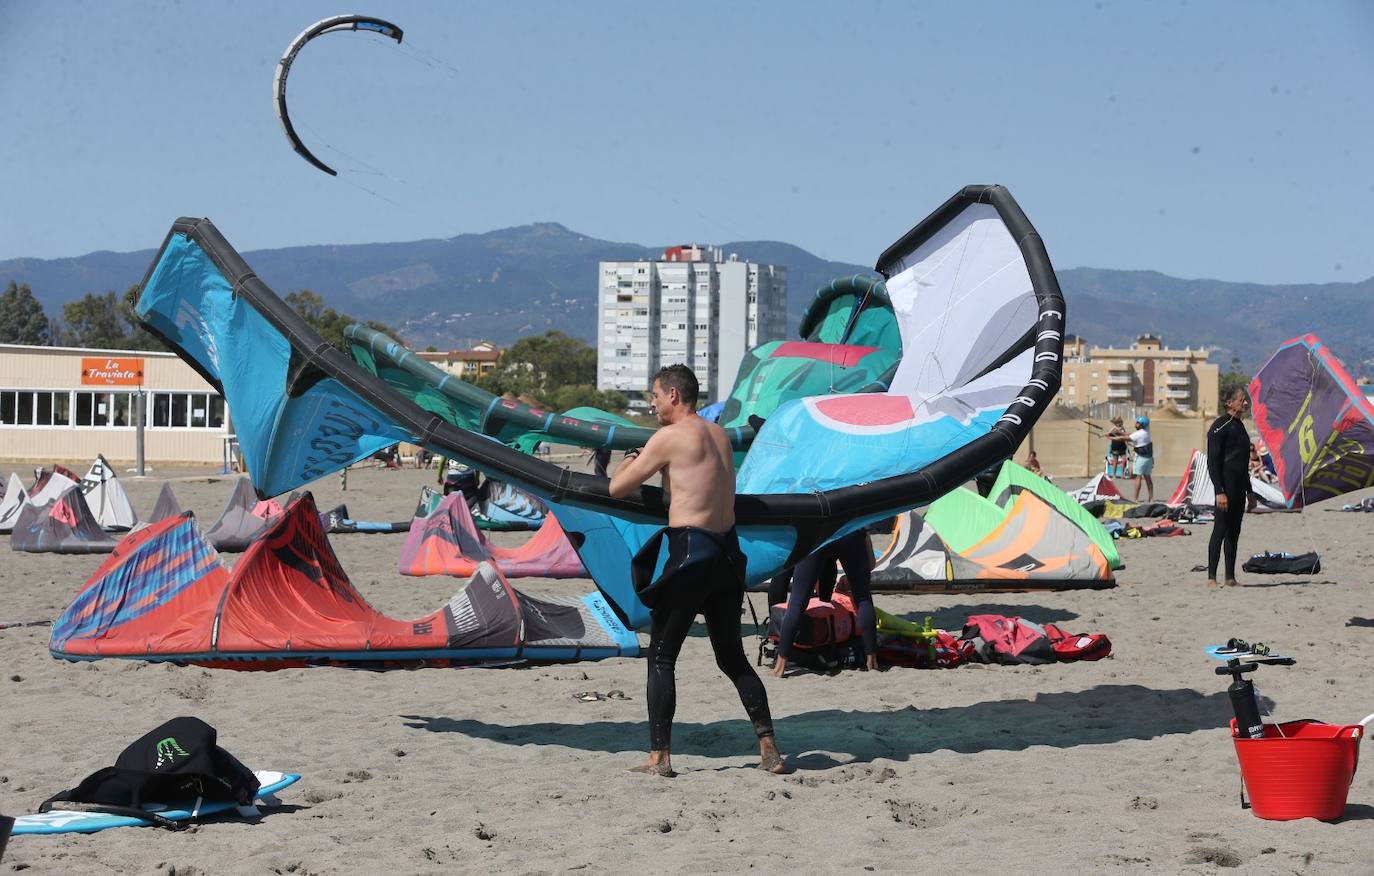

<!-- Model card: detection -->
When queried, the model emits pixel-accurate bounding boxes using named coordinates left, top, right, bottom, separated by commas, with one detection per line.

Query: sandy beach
left=3, top=462, right=1374, bottom=874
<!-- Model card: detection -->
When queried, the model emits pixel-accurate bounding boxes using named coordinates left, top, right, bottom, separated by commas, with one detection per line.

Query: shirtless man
left=609, top=364, right=783, bottom=777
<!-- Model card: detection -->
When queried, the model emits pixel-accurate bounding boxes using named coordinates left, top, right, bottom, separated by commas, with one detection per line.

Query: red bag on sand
left=961, top=614, right=1056, bottom=665
left=1141, top=520, right=1189, bottom=537
left=1043, top=624, right=1113, bottom=662
left=768, top=592, right=855, bottom=650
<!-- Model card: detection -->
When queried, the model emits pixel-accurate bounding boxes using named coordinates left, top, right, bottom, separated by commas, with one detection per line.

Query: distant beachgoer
left=1247, top=445, right=1277, bottom=484
left=769, top=530, right=878, bottom=677
left=1106, top=416, right=1129, bottom=477
left=1206, top=387, right=1257, bottom=587
left=1128, top=415, right=1154, bottom=501
left=1025, top=450, right=1044, bottom=477
left=609, top=364, right=782, bottom=777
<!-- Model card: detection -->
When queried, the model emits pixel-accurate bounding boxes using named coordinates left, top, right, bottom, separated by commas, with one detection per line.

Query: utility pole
left=134, top=388, right=146, bottom=477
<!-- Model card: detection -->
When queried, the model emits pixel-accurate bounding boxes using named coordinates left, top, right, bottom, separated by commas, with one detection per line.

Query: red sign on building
left=81, top=357, right=145, bottom=386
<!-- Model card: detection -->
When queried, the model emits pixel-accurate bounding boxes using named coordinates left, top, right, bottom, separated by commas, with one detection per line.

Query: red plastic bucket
left=1230, top=719, right=1363, bottom=820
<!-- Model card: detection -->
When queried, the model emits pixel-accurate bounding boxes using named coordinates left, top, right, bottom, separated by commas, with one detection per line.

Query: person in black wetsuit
left=609, top=364, right=782, bottom=777
left=768, top=530, right=879, bottom=676
left=1207, top=386, right=1258, bottom=587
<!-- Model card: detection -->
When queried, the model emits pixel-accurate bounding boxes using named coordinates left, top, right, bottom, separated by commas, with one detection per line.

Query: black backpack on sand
left=38, top=717, right=259, bottom=829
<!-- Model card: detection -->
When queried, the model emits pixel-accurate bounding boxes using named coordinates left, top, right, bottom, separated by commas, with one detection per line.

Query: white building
left=0, top=343, right=229, bottom=465
left=597, top=245, right=786, bottom=405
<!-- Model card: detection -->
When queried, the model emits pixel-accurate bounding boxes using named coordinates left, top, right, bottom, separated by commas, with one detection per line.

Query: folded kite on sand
left=399, top=492, right=585, bottom=579
left=10, top=485, right=116, bottom=554
left=0, top=472, right=28, bottom=533
left=77, top=455, right=138, bottom=531
left=50, top=494, right=634, bottom=668
left=205, top=477, right=284, bottom=552
left=871, top=488, right=1114, bottom=592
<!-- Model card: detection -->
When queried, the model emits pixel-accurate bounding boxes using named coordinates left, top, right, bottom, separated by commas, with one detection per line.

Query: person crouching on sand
left=609, top=364, right=784, bottom=777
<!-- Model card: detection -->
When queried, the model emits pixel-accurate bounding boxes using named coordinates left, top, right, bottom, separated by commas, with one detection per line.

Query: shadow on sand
left=1238, top=578, right=1337, bottom=589
left=403, top=684, right=1230, bottom=765
left=888, top=602, right=1080, bottom=629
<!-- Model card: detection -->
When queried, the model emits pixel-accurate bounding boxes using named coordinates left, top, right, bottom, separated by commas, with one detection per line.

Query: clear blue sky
left=2, top=1, right=1372, bottom=284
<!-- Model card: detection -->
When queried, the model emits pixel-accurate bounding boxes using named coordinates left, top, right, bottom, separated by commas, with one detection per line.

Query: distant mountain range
left=3, top=223, right=1371, bottom=377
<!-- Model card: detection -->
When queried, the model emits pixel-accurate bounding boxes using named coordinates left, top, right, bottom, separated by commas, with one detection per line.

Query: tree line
left=2, top=280, right=628, bottom=414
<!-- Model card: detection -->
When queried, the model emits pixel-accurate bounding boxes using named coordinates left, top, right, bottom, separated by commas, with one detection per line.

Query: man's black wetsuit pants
left=646, top=555, right=774, bottom=752
left=1207, top=475, right=1248, bottom=580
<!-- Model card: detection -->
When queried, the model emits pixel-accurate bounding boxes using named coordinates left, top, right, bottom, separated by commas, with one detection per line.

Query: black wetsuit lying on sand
left=635, top=526, right=775, bottom=751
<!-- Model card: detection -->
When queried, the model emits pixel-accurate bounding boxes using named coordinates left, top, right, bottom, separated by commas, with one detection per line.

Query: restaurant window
left=151, top=393, right=170, bottom=427
left=0, top=390, right=76, bottom=426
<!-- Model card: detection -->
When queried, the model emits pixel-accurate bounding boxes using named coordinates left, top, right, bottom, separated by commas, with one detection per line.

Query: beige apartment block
left=1, top=343, right=230, bottom=466
left=1060, top=334, right=1219, bottom=416
left=416, top=340, right=503, bottom=380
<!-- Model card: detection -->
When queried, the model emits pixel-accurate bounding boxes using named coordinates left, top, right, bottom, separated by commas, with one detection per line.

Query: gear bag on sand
left=39, top=717, right=259, bottom=830
left=961, top=615, right=1111, bottom=665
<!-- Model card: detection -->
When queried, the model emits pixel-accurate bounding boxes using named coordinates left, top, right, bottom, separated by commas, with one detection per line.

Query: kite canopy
left=400, top=493, right=585, bottom=579
left=476, top=479, right=548, bottom=529
left=349, top=277, right=898, bottom=455
left=134, top=185, right=1065, bottom=629
left=715, top=275, right=901, bottom=433
left=871, top=489, right=1113, bottom=593
left=1070, top=472, right=1123, bottom=505
left=274, top=15, right=404, bottom=177
left=206, top=477, right=284, bottom=552
left=1250, top=334, right=1374, bottom=508
left=50, top=495, right=637, bottom=668
left=147, top=482, right=184, bottom=525
left=988, top=462, right=1122, bottom=570
left=78, top=455, right=138, bottom=531
left=1167, top=449, right=1289, bottom=512
left=0, top=472, right=28, bottom=533
left=30, top=466, right=79, bottom=506
left=10, top=485, right=116, bottom=554
left=346, top=324, right=753, bottom=453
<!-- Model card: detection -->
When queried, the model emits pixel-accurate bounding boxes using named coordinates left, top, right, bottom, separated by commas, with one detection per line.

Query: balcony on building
left=1166, top=373, right=1191, bottom=387
left=1106, top=373, right=1132, bottom=386
left=1107, top=388, right=1132, bottom=400
left=1165, top=389, right=1192, bottom=400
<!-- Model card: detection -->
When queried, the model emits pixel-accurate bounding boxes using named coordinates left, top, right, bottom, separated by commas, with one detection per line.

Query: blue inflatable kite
left=134, top=185, right=1066, bottom=629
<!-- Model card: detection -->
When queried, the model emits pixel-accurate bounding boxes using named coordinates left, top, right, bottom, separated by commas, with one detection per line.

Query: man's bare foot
left=758, top=738, right=786, bottom=774
left=866, top=654, right=880, bottom=672
left=1207, top=578, right=1220, bottom=589
left=630, top=751, right=676, bottom=777
left=769, top=657, right=787, bottom=678
left=1224, top=578, right=1241, bottom=587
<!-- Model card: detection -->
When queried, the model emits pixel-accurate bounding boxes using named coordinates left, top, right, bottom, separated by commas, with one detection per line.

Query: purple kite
left=1250, top=334, right=1374, bottom=508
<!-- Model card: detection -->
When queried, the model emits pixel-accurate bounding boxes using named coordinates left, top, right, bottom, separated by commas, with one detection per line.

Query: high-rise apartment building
left=597, top=245, right=786, bottom=405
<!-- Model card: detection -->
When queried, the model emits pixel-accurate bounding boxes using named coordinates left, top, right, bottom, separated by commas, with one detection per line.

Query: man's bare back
left=609, top=384, right=736, bottom=532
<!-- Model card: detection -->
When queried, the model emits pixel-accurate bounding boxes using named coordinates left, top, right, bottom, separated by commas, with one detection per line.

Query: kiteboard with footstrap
left=10, top=771, right=300, bottom=835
